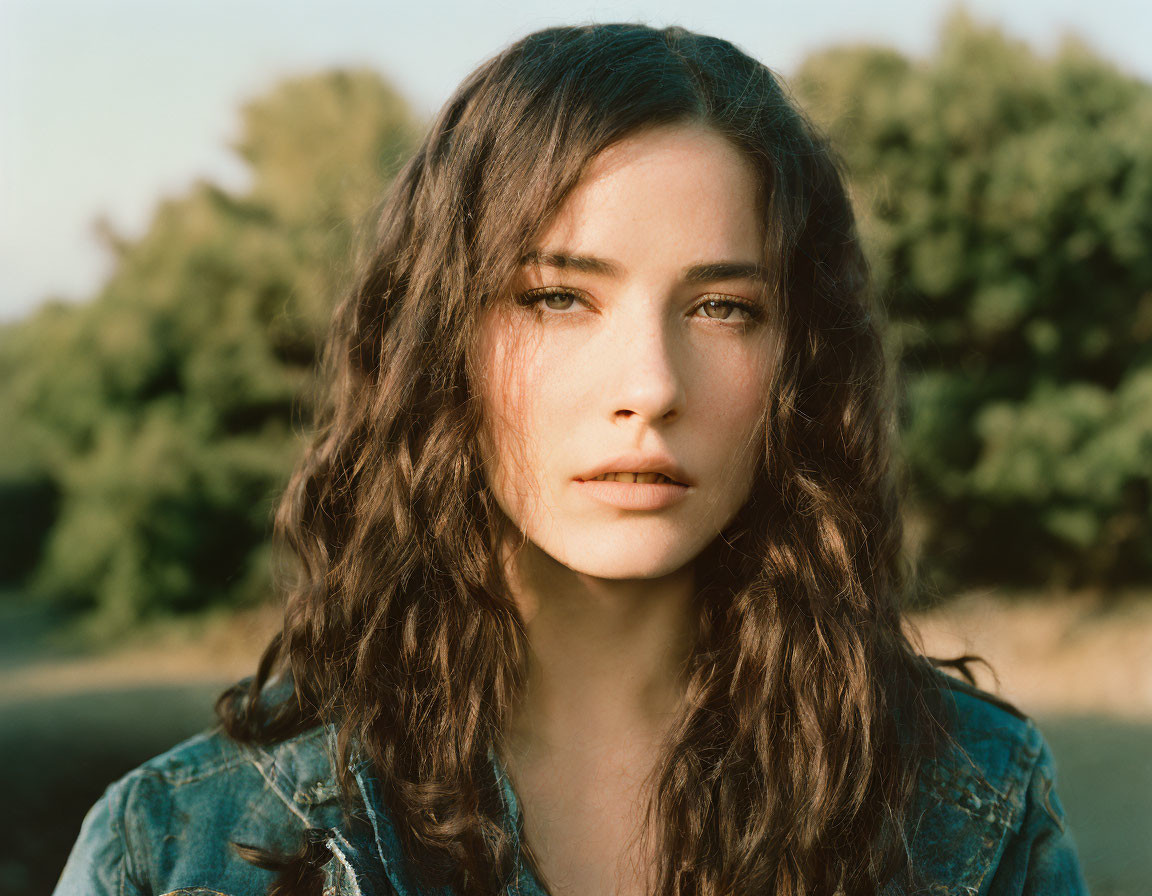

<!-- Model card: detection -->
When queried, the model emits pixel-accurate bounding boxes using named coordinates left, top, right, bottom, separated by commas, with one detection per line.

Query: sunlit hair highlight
left=218, top=22, right=964, bottom=896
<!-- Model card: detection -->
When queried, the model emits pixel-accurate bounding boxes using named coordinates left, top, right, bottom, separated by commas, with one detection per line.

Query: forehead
left=530, top=123, right=764, bottom=263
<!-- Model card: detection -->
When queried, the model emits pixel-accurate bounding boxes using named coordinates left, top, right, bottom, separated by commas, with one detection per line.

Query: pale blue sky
left=2, top=0, right=1150, bottom=321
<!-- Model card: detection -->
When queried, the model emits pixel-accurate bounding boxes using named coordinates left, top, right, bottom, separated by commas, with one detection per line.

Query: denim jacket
left=54, top=670, right=1090, bottom=895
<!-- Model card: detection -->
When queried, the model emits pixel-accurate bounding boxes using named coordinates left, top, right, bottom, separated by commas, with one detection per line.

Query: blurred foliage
left=2, top=11, right=1150, bottom=628
left=792, top=9, right=1152, bottom=593
left=0, top=69, right=421, bottom=628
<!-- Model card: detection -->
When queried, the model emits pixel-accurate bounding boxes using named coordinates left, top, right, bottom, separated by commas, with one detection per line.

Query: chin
left=552, top=542, right=695, bottom=581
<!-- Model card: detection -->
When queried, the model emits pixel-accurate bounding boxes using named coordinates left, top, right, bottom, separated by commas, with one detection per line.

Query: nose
left=605, top=308, right=686, bottom=425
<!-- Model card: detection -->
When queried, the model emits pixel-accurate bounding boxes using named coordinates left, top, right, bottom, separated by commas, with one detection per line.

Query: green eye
left=695, top=297, right=761, bottom=323
left=516, top=287, right=583, bottom=311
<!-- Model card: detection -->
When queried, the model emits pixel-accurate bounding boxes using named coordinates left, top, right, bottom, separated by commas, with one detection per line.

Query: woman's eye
left=695, top=297, right=760, bottom=323
left=516, top=288, right=583, bottom=312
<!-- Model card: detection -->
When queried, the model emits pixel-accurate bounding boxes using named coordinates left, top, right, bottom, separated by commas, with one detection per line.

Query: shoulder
left=896, top=667, right=1088, bottom=895
left=925, top=667, right=1042, bottom=806
left=54, top=720, right=347, bottom=896
left=128, top=718, right=345, bottom=817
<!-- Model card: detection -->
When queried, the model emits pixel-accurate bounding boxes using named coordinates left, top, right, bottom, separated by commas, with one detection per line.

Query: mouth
left=583, top=471, right=687, bottom=485
left=573, top=472, right=692, bottom=510
left=575, top=452, right=694, bottom=489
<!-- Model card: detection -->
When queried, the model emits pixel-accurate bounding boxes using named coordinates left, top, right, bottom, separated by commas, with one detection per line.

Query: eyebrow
left=520, top=250, right=770, bottom=285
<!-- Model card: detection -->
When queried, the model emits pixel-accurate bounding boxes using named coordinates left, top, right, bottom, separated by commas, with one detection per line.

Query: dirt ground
left=907, top=587, right=1152, bottom=721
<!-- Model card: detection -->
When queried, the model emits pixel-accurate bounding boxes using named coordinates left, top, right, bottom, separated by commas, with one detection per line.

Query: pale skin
left=475, top=122, right=777, bottom=896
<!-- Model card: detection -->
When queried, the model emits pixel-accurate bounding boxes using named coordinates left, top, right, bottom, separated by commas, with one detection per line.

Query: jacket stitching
left=922, top=757, right=1010, bottom=816
left=117, top=772, right=152, bottom=895
left=353, top=771, right=393, bottom=886
left=326, top=838, right=364, bottom=896
left=155, top=755, right=252, bottom=787
left=250, top=751, right=312, bottom=825
left=1038, top=767, right=1066, bottom=833
left=247, top=745, right=362, bottom=869
left=964, top=728, right=1051, bottom=894
left=926, top=715, right=1041, bottom=830
left=114, top=778, right=129, bottom=896
left=143, top=725, right=333, bottom=788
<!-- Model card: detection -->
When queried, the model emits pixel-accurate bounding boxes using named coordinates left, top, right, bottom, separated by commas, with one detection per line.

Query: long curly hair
left=218, top=22, right=965, bottom=896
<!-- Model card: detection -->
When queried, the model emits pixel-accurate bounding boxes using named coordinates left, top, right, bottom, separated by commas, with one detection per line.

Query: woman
left=54, top=23, right=1088, bottom=896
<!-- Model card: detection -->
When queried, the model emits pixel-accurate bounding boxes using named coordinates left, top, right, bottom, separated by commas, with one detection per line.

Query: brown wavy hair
left=218, top=22, right=970, bottom=896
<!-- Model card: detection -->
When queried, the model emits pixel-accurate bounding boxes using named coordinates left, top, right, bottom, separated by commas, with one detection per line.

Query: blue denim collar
left=343, top=734, right=548, bottom=896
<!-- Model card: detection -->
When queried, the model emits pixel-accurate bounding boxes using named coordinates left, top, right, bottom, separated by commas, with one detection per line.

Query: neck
left=499, top=533, right=697, bottom=758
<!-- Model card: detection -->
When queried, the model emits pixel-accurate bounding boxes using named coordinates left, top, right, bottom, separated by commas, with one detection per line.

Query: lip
left=575, top=451, right=693, bottom=487
left=573, top=477, right=691, bottom=510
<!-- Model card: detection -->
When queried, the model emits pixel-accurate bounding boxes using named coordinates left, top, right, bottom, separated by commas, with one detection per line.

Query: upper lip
left=575, top=452, right=693, bottom=486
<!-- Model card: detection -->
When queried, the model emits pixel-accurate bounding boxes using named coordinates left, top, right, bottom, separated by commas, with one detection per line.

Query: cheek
left=474, top=315, right=555, bottom=513
left=478, top=319, right=578, bottom=458
left=703, top=343, right=771, bottom=427
left=698, top=345, right=771, bottom=479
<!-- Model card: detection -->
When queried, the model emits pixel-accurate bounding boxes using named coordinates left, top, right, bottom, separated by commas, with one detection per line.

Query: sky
left=2, top=0, right=1150, bottom=322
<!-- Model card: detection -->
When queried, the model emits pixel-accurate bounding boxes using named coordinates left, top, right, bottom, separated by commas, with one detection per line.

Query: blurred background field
left=2, top=2, right=1151, bottom=894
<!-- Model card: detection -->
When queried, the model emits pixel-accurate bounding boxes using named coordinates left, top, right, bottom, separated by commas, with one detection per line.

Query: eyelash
left=515, top=286, right=764, bottom=325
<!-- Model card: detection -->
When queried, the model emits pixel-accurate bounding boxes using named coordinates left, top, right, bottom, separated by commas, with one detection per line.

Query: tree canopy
left=794, top=10, right=1152, bottom=593
left=0, top=69, right=421, bottom=628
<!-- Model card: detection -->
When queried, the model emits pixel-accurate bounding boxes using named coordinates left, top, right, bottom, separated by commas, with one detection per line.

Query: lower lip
left=573, top=478, right=691, bottom=510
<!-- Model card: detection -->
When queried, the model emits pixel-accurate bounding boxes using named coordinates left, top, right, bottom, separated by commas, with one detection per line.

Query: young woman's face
left=476, top=122, right=776, bottom=580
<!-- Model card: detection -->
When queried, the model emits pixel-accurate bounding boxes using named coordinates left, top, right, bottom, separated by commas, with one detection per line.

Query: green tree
left=792, top=10, right=1152, bottom=592
left=0, top=69, right=420, bottom=627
